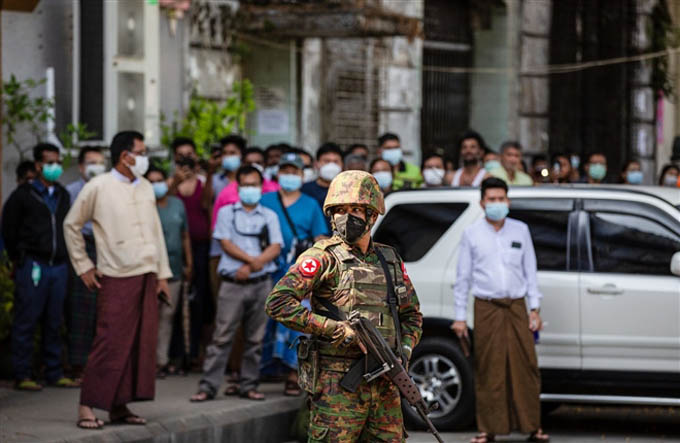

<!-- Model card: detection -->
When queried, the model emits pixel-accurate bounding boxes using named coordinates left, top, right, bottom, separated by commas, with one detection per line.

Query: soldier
left=265, top=170, right=423, bottom=442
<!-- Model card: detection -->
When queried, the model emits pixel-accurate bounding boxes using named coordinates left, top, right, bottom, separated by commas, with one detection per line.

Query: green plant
left=651, top=0, right=680, bottom=99
left=2, top=75, right=98, bottom=162
left=160, top=79, right=255, bottom=158
left=1, top=75, right=53, bottom=160
left=59, top=123, right=98, bottom=169
left=0, top=253, right=15, bottom=342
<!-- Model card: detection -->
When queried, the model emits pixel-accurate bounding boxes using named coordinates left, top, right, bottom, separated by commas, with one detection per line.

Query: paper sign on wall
left=257, top=109, right=289, bottom=135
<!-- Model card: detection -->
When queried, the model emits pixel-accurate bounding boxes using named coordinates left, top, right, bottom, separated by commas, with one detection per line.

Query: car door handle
left=587, top=284, right=624, bottom=295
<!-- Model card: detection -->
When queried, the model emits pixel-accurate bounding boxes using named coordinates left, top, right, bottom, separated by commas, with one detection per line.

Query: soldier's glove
left=330, top=321, right=358, bottom=349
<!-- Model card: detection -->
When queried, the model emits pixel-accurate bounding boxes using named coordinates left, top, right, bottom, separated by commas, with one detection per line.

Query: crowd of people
left=2, top=127, right=679, bottom=428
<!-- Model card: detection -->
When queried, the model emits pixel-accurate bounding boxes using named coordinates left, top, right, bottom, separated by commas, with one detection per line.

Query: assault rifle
left=345, top=312, right=444, bottom=443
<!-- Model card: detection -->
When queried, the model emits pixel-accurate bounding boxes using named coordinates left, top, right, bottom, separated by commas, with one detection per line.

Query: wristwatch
left=530, top=308, right=540, bottom=314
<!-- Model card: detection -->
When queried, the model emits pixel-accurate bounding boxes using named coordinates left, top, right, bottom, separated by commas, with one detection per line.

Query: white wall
left=1, top=1, right=74, bottom=202
left=469, top=6, right=510, bottom=152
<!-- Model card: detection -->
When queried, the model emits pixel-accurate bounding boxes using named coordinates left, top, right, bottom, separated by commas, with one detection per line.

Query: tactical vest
left=312, top=238, right=406, bottom=358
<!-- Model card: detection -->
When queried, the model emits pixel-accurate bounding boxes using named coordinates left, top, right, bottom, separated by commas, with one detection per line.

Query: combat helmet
left=323, top=170, right=385, bottom=216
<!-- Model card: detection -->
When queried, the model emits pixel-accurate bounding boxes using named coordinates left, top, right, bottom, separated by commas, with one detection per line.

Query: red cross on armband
left=299, top=258, right=321, bottom=278
left=401, top=262, right=410, bottom=282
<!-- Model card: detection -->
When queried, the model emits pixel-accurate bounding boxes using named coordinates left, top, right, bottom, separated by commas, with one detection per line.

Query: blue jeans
left=12, top=259, right=68, bottom=382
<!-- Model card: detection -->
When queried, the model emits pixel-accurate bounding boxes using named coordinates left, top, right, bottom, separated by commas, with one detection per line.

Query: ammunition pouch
left=296, top=336, right=320, bottom=394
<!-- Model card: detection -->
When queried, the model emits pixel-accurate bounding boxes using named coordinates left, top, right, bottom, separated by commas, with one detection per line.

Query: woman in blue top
left=260, top=153, right=328, bottom=396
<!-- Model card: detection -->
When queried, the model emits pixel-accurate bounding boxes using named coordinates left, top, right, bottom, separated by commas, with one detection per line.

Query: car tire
left=402, top=336, right=475, bottom=431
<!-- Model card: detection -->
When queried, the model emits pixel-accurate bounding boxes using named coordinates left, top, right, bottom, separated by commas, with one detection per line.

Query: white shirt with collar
left=111, top=167, right=140, bottom=186
left=453, top=217, right=542, bottom=321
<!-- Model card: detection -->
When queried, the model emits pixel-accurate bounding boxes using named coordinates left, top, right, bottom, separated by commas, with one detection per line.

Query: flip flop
left=190, top=390, right=215, bottom=402
left=224, top=384, right=238, bottom=396
left=110, top=414, right=146, bottom=425
left=240, top=389, right=265, bottom=401
left=283, top=380, right=302, bottom=397
left=77, top=417, right=104, bottom=430
left=471, top=433, right=495, bottom=443
left=528, top=430, right=550, bottom=442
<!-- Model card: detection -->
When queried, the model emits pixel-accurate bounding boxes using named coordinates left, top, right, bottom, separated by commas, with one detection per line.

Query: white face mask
left=128, top=154, right=149, bottom=178
left=303, top=167, right=317, bottom=183
left=84, top=163, right=106, bottom=180
left=423, top=168, right=445, bottom=186
left=663, top=174, right=678, bottom=187
left=319, top=162, right=342, bottom=182
left=373, top=171, right=393, bottom=190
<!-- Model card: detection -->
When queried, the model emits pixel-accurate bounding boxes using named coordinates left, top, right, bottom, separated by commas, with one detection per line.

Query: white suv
left=372, top=185, right=680, bottom=430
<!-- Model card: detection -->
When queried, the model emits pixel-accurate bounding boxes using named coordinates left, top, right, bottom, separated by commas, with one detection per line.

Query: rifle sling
left=375, top=249, right=403, bottom=362
left=316, top=296, right=345, bottom=322
left=276, top=191, right=300, bottom=240
left=315, top=250, right=404, bottom=391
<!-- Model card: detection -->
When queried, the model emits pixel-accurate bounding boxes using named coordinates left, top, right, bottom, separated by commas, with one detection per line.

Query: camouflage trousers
left=308, top=368, right=405, bottom=442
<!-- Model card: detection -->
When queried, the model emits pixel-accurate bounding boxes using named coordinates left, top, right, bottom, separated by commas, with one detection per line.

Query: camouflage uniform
left=265, top=171, right=423, bottom=442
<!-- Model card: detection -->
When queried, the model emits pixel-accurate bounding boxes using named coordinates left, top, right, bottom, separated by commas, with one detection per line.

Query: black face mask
left=334, top=213, right=368, bottom=244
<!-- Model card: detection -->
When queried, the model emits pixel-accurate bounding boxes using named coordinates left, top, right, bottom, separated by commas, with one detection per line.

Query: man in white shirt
left=451, top=177, right=549, bottom=443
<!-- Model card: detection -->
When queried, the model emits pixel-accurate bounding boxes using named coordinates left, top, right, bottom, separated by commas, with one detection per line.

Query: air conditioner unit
left=102, top=0, right=160, bottom=146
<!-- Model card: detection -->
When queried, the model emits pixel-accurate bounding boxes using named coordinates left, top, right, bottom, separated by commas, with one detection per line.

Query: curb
left=57, top=396, right=303, bottom=443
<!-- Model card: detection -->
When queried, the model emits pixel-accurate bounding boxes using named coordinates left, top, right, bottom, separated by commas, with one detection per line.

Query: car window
left=374, top=203, right=468, bottom=262
left=589, top=212, right=680, bottom=275
left=508, top=208, right=571, bottom=271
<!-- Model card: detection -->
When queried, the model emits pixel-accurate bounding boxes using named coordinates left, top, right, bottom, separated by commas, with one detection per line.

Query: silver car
left=373, top=185, right=680, bottom=430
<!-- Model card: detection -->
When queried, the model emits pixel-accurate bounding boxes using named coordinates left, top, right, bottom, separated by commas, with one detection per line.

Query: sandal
left=166, top=364, right=186, bottom=376
left=240, top=389, right=265, bottom=401
left=471, top=433, right=495, bottom=443
left=283, top=380, right=302, bottom=397
left=227, top=371, right=240, bottom=383
left=528, top=429, right=550, bottom=442
left=110, top=413, right=146, bottom=425
left=224, top=384, right=238, bottom=396
left=189, top=390, right=215, bottom=402
left=77, top=417, right=105, bottom=430
left=15, top=379, right=43, bottom=391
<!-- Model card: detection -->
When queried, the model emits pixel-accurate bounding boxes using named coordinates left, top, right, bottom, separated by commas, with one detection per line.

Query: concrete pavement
left=0, top=375, right=303, bottom=443
left=3, top=375, right=680, bottom=443
left=406, top=404, right=680, bottom=443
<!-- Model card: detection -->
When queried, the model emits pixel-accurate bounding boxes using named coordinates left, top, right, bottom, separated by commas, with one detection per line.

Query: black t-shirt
left=301, top=181, right=331, bottom=232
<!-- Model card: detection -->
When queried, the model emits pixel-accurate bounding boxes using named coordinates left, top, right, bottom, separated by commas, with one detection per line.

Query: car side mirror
left=672, top=252, right=680, bottom=276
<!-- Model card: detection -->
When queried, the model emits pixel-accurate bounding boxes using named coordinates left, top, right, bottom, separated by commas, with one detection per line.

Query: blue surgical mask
left=152, top=182, right=168, bottom=199
left=570, top=155, right=580, bottom=169
left=222, top=155, right=241, bottom=172
left=239, top=186, right=262, bottom=205
left=626, top=170, right=643, bottom=185
left=588, top=163, right=607, bottom=181
left=373, top=171, right=393, bottom=190
left=279, top=173, right=302, bottom=192
left=484, top=160, right=501, bottom=172
left=382, top=148, right=402, bottom=166
left=42, top=163, right=63, bottom=182
left=485, top=202, right=509, bottom=221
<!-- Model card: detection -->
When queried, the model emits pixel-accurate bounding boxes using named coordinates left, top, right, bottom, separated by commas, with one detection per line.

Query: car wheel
left=402, top=336, right=475, bottom=431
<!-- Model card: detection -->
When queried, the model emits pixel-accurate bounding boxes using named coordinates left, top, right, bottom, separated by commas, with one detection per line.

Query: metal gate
left=421, top=0, right=472, bottom=164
